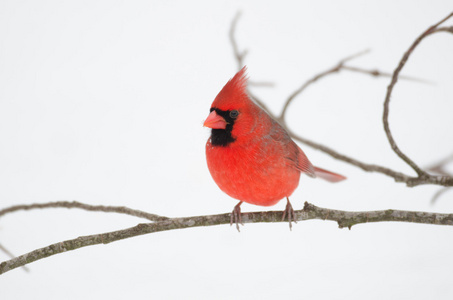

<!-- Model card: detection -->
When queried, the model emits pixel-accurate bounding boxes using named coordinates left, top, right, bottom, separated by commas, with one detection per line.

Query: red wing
left=291, top=142, right=316, bottom=177
left=269, top=120, right=316, bottom=177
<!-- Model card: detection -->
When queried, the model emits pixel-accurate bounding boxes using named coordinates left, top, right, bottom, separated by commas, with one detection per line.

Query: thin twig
left=288, top=125, right=453, bottom=187
left=279, top=50, right=432, bottom=122
left=382, top=12, right=453, bottom=177
left=426, top=152, right=453, bottom=177
left=279, top=50, right=371, bottom=122
left=2, top=201, right=453, bottom=275
left=433, top=26, right=453, bottom=34
left=0, top=201, right=169, bottom=222
left=286, top=128, right=411, bottom=182
left=431, top=187, right=453, bottom=205
left=341, top=65, right=434, bottom=84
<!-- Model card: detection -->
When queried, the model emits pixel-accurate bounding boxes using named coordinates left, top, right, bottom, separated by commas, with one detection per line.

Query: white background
left=1, top=1, right=453, bottom=299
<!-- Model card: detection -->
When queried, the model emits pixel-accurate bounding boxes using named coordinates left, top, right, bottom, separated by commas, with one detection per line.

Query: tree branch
left=2, top=201, right=453, bottom=275
left=279, top=49, right=370, bottom=122
left=0, top=201, right=169, bottom=222
left=341, top=65, right=434, bottom=84
left=0, top=243, right=29, bottom=273
left=383, top=12, right=453, bottom=177
left=433, top=25, right=453, bottom=34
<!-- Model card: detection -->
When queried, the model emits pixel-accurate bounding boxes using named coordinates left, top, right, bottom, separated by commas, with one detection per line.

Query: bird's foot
left=230, top=201, right=244, bottom=232
left=282, top=197, right=297, bottom=230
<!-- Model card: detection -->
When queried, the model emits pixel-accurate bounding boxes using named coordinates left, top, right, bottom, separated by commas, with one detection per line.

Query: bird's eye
left=229, top=110, right=239, bottom=119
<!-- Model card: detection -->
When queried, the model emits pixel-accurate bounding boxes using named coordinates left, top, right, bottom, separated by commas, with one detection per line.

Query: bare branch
left=229, top=12, right=453, bottom=187
left=279, top=49, right=431, bottom=123
left=286, top=128, right=411, bottom=182
left=286, top=129, right=453, bottom=187
left=0, top=243, right=29, bottom=273
left=0, top=201, right=169, bottom=222
left=382, top=12, right=453, bottom=177
left=279, top=50, right=370, bottom=122
left=339, top=49, right=371, bottom=63
left=433, top=25, right=453, bottom=34
left=2, top=201, right=453, bottom=275
left=341, top=65, right=434, bottom=84
left=426, top=152, right=453, bottom=177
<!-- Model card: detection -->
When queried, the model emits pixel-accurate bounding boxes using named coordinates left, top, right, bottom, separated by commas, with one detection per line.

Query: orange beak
left=203, top=110, right=227, bottom=129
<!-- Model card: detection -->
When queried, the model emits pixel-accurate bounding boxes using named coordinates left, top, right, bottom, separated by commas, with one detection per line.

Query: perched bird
left=204, top=67, right=346, bottom=230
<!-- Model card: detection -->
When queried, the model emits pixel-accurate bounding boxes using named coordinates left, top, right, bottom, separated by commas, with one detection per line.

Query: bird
left=203, top=67, right=346, bottom=230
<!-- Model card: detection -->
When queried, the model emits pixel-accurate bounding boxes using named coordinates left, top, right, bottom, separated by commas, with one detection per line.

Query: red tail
left=313, top=167, right=346, bottom=183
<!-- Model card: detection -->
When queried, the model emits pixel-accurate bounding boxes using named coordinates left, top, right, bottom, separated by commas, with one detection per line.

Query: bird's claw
left=230, top=201, right=244, bottom=232
left=282, top=198, right=297, bottom=230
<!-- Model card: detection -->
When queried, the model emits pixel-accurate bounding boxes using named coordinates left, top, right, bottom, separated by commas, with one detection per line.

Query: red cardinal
left=204, top=67, right=345, bottom=230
